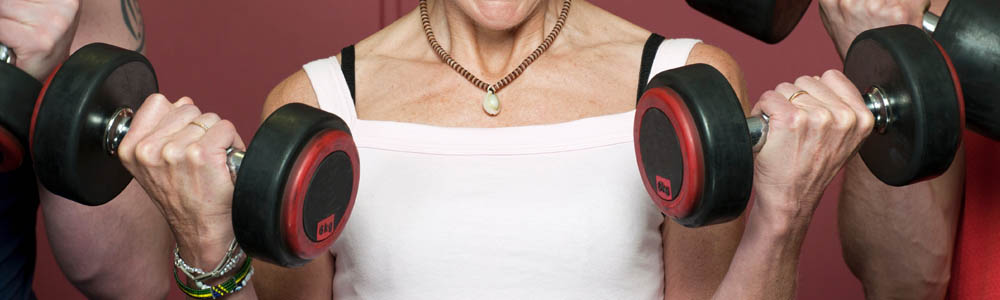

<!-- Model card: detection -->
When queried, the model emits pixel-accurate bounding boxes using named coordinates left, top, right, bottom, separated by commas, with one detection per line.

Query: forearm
left=712, top=204, right=808, bottom=300
left=41, top=181, right=174, bottom=299
left=838, top=152, right=964, bottom=300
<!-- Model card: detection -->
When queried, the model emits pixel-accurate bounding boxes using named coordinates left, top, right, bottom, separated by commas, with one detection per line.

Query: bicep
left=253, top=252, right=335, bottom=300
left=40, top=181, right=174, bottom=298
left=253, top=63, right=337, bottom=300
left=661, top=43, right=747, bottom=300
left=838, top=143, right=964, bottom=298
left=662, top=216, right=744, bottom=300
left=72, top=0, right=145, bottom=53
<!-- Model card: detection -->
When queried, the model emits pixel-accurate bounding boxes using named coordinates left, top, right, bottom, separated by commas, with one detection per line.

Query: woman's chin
left=467, top=0, right=538, bottom=31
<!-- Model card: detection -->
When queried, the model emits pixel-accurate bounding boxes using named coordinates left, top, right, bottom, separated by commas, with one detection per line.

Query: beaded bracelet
left=175, top=257, right=254, bottom=299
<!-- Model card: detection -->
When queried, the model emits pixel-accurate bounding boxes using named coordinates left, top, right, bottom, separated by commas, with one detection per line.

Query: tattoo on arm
left=121, top=0, right=145, bottom=53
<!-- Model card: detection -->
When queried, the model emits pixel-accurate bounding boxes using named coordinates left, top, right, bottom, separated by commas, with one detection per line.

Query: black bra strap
left=636, top=33, right=666, bottom=104
left=341, top=45, right=357, bottom=103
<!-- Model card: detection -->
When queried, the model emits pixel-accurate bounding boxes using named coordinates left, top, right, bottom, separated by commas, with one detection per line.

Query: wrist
left=175, top=228, right=236, bottom=270
left=750, top=189, right=814, bottom=239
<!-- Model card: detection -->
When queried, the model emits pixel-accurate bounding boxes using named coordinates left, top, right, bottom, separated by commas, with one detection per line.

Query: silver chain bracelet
left=173, top=239, right=244, bottom=288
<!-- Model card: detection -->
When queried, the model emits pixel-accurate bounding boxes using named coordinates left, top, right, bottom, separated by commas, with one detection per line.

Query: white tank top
left=303, top=35, right=701, bottom=299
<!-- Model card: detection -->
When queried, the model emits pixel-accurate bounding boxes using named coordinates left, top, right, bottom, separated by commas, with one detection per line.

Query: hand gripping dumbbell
left=0, top=43, right=43, bottom=172
left=0, top=43, right=360, bottom=267
left=921, top=0, right=1000, bottom=140
left=689, top=0, right=999, bottom=140
left=634, top=25, right=964, bottom=227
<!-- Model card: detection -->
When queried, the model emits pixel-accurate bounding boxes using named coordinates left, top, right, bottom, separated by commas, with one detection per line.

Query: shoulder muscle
left=685, top=43, right=750, bottom=115
left=262, top=69, right=321, bottom=121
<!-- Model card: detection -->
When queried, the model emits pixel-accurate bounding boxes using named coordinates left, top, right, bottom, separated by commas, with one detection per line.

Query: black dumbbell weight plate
left=233, top=103, right=359, bottom=267
left=634, top=64, right=752, bottom=227
left=845, top=25, right=963, bottom=186
left=0, top=63, right=41, bottom=172
left=0, top=127, right=24, bottom=172
left=31, top=43, right=157, bottom=205
left=933, top=0, right=1000, bottom=140
left=686, top=0, right=812, bottom=44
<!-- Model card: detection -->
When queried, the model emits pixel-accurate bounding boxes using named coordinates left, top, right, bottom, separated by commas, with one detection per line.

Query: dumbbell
left=634, top=25, right=963, bottom=227
left=0, top=44, right=43, bottom=172
left=0, top=43, right=360, bottom=267
left=685, top=0, right=813, bottom=44
left=690, top=0, right=999, bottom=140
left=921, top=0, right=1000, bottom=140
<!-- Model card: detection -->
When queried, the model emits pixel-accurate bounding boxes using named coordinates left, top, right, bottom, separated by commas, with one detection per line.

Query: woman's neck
left=425, top=0, right=563, bottom=79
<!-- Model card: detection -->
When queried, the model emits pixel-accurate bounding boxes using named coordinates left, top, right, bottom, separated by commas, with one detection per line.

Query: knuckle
left=794, top=75, right=814, bottom=86
left=822, top=69, right=842, bottom=80
left=790, top=109, right=810, bottom=129
left=146, top=93, right=169, bottom=106
left=866, top=1, right=879, bottom=12
left=150, top=93, right=169, bottom=102
left=811, top=108, right=834, bottom=127
left=177, top=104, right=202, bottom=116
left=135, top=141, right=161, bottom=166
left=215, top=120, right=237, bottom=133
left=184, top=144, right=206, bottom=165
left=777, top=82, right=796, bottom=91
left=202, top=113, right=220, bottom=122
left=858, top=111, right=876, bottom=132
left=161, top=142, right=185, bottom=164
left=833, top=109, right=857, bottom=130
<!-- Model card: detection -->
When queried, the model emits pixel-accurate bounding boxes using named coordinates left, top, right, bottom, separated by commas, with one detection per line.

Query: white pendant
left=483, top=91, right=501, bottom=116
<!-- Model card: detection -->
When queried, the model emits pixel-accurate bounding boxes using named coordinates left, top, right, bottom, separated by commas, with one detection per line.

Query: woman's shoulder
left=262, top=69, right=320, bottom=119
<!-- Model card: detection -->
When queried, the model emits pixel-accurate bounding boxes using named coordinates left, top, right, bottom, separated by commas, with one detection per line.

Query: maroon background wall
left=31, top=0, right=860, bottom=299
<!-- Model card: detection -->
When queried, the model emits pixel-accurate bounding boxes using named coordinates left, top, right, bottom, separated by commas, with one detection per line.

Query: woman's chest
left=331, top=143, right=665, bottom=294
left=353, top=52, right=642, bottom=127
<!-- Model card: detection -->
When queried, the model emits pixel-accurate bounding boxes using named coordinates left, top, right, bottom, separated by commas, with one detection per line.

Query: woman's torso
left=297, top=3, right=703, bottom=298
left=303, top=29, right=700, bottom=297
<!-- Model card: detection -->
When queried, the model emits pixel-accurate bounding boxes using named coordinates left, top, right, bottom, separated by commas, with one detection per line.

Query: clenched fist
left=752, top=70, right=874, bottom=226
left=819, top=0, right=929, bottom=59
left=0, top=0, right=80, bottom=80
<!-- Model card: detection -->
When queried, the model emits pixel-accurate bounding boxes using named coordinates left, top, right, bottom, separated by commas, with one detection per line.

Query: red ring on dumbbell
left=634, top=87, right=704, bottom=219
left=28, top=62, right=64, bottom=155
left=0, top=126, right=24, bottom=172
left=281, top=129, right=359, bottom=260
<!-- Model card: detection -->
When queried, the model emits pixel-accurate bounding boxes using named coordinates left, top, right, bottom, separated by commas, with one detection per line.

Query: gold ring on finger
left=189, top=121, right=210, bottom=132
left=788, top=90, right=809, bottom=103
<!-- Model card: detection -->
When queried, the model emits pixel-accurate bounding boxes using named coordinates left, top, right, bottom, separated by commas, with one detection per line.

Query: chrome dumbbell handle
left=923, top=11, right=940, bottom=33
left=0, top=44, right=16, bottom=65
left=104, top=107, right=245, bottom=180
left=745, top=87, right=892, bottom=152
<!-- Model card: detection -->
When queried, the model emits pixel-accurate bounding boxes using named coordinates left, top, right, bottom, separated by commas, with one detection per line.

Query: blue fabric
left=0, top=163, right=38, bottom=300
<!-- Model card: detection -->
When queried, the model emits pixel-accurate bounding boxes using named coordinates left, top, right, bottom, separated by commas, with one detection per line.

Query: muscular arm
left=662, top=43, right=747, bottom=300
left=70, top=0, right=144, bottom=53
left=839, top=148, right=964, bottom=300
left=40, top=0, right=167, bottom=298
left=821, top=1, right=965, bottom=299
left=252, top=69, right=334, bottom=300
